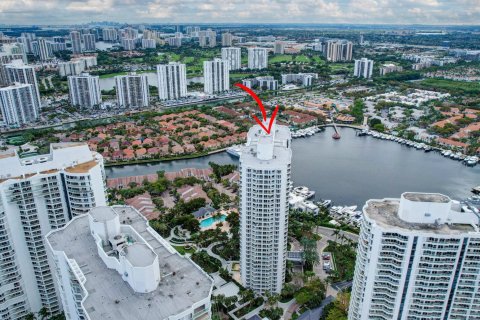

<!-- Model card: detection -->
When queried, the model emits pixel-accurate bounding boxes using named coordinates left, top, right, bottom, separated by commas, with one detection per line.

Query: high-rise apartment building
left=239, top=122, right=292, bottom=294
left=123, top=27, right=138, bottom=40
left=4, top=60, right=41, bottom=108
left=0, top=143, right=106, bottom=319
left=81, top=34, right=96, bottom=52
left=349, top=192, right=480, bottom=320
left=242, top=76, right=278, bottom=91
left=115, top=73, right=149, bottom=108
left=121, top=38, right=136, bottom=51
left=274, top=41, right=285, bottom=54
left=67, top=73, right=101, bottom=108
left=203, top=58, right=229, bottom=94
left=19, top=32, right=36, bottom=53
left=325, top=40, right=353, bottom=62
left=221, top=47, right=241, bottom=71
left=102, top=28, right=118, bottom=42
left=207, top=29, right=216, bottom=47
left=69, top=31, right=82, bottom=54
left=0, top=43, right=27, bottom=64
left=46, top=205, right=213, bottom=320
left=157, top=62, right=187, bottom=101
left=38, top=39, right=53, bottom=61
left=248, top=47, right=268, bottom=70
left=141, top=38, right=156, bottom=49
left=281, top=73, right=317, bottom=86
left=353, top=58, right=374, bottom=78
left=222, top=32, right=233, bottom=46
left=0, top=83, right=40, bottom=126
left=380, top=63, right=403, bottom=76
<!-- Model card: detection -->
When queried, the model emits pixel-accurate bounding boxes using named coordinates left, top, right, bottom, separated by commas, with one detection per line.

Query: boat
left=357, top=129, right=368, bottom=136
left=293, top=186, right=315, bottom=199
left=317, top=199, right=332, bottom=208
left=424, top=146, right=432, bottom=152
left=226, top=145, right=242, bottom=157
left=332, top=132, right=341, bottom=139
left=472, top=186, right=480, bottom=195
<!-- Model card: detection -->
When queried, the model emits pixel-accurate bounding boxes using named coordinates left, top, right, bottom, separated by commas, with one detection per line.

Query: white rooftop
left=364, top=192, right=480, bottom=235
left=47, top=206, right=213, bottom=320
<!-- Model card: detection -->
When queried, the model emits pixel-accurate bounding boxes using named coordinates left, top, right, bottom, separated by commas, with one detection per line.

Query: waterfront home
left=437, top=137, right=468, bottom=152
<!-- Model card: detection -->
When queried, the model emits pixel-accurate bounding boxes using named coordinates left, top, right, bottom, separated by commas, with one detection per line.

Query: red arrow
left=234, top=83, right=279, bottom=134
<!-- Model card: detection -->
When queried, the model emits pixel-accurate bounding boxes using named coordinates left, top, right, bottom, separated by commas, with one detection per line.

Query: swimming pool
left=200, top=215, right=226, bottom=228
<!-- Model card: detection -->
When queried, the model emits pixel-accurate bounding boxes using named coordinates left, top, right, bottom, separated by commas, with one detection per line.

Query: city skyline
left=0, top=0, right=479, bottom=25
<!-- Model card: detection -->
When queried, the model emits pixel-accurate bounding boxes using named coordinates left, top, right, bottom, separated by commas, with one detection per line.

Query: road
left=314, top=226, right=359, bottom=297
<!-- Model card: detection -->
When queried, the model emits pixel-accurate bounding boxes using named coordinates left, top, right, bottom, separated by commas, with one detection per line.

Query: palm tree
left=24, top=314, right=36, bottom=320
left=38, top=308, right=49, bottom=320
left=331, top=228, right=340, bottom=242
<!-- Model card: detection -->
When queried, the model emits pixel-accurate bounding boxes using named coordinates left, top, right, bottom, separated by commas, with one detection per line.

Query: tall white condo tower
left=239, top=121, right=292, bottom=294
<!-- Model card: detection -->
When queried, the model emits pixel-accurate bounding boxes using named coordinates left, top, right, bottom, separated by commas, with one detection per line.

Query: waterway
left=105, top=127, right=480, bottom=206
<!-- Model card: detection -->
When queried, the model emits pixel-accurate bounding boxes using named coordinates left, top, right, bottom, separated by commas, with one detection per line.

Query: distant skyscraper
left=349, top=192, right=480, bottom=320
left=115, top=73, right=149, bottom=108
left=274, top=41, right=285, bottom=54
left=222, top=32, right=233, bottom=46
left=46, top=206, right=213, bottom=320
left=242, top=76, right=278, bottom=91
left=38, top=39, right=53, bottom=60
left=240, top=122, right=292, bottom=294
left=354, top=58, right=374, bottom=78
left=248, top=47, right=268, bottom=70
left=70, top=31, right=82, bottom=54
left=0, top=83, right=39, bottom=126
left=203, top=58, right=229, bottom=94
left=4, top=60, right=41, bottom=108
left=121, top=38, right=136, bottom=51
left=82, top=34, right=96, bottom=52
left=221, top=47, right=241, bottom=71
left=199, top=34, right=208, bottom=47
left=157, top=62, right=187, bottom=101
left=0, top=43, right=27, bottom=64
left=19, top=32, right=36, bottom=53
left=207, top=29, right=216, bottom=47
left=325, top=40, right=353, bottom=62
left=0, top=143, right=106, bottom=319
left=380, top=63, right=403, bottom=76
left=123, top=27, right=138, bottom=40
left=68, top=73, right=101, bottom=108
left=141, top=38, right=156, bottom=49
left=102, top=28, right=118, bottom=42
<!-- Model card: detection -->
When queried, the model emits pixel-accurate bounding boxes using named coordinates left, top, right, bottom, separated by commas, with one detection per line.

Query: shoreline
left=104, top=147, right=229, bottom=167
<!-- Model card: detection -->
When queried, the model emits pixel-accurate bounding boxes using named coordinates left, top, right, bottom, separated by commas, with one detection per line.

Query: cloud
left=0, top=0, right=478, bottom=25
left=66, top=0, right=114, bottom=12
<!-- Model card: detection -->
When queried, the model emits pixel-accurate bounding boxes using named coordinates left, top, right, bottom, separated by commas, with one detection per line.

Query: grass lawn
left=294, top=55, right=310, bottom=63
left=419, top=78, right=480, bottom=94
left=270, top=54, right=293, bottom=63
left=330, top=63, right=353, bottom=71
left=230, top=73, right=259, bottom=80
left=173, top=245, right=196, bottom=255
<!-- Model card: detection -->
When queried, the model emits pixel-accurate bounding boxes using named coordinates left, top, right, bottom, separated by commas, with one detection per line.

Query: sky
left=0, top=0, right=479, bottom=25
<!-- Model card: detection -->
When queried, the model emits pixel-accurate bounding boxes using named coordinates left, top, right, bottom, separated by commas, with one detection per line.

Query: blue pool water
left=200, top=215, right=227, bottom=228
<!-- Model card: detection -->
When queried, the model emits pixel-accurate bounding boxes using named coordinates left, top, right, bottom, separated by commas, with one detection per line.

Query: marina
left=106, top=127, right=480, bottom=207
left=361, top=130, right=478, bottom=166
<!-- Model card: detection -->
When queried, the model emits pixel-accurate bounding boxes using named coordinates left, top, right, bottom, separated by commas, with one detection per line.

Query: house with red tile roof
left=125, top=193, right=159, bottom=220
left=135, top=148, right=147, bottom=158
left=437, top=138, right=468, bottom=152
left=123, top=149, right=135, bottom=159
left=178, top=185, right=211, bottom=203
